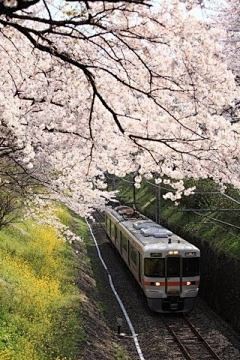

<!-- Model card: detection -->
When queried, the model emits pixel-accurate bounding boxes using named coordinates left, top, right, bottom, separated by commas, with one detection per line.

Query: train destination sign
left=150, top=253, right=162, bottom=258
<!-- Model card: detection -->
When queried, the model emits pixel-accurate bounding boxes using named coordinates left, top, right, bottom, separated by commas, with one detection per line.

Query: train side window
left=111, top=221, right=116, bottom=240
left=122, top=234, right=128, bottom=252
left=130, top=245, right=138, bottom=266
left=106, top=217, right=110, bottom=232
left=144, top=258, right=165, bottom=277
left=116, top=228, right=121, bottom=246
left=182, top=258, right=200, bottom=277
left=117, top=228, right=121, bottom=240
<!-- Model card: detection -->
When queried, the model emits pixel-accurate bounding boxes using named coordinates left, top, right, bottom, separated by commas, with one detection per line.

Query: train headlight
left=168, top=250, right=180, bottom=255
left=186, top=281, right=191, bottom=286
left=155, top=282, right=161, bottom=287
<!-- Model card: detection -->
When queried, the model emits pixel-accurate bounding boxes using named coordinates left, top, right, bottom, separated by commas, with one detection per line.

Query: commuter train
left=105, top=205, right=200, bottom=313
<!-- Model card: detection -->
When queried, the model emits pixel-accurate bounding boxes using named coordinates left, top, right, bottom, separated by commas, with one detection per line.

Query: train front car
left=105, top=206, right=200, bottom=314
left=143, top=237, right=200, bottom=313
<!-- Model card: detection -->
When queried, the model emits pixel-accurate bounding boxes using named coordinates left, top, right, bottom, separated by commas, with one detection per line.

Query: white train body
left=105, top=206, right=200, bottom=313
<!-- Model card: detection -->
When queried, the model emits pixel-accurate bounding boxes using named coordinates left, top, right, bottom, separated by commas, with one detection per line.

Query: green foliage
left=55, top=204, right=89, bottom=239
left=114, top=343, right=130, bottom=360
left=0, top=206, right=86, bottom=360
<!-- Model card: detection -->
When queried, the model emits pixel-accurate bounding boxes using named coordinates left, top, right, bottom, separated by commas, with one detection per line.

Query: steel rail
left=183, top=315, right=221, bottom=360
left=162, top=314, right=222, bottom=360
left=161, top=315, right=193, bottom=360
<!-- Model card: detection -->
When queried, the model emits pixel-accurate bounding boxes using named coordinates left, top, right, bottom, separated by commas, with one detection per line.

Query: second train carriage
left=105, top=205, right=200, bottom=313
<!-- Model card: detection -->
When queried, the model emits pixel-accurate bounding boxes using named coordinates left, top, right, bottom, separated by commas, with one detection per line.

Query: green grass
left=114, top=343, right=130, bottom=360
left=0, top=205, right=87, bottom=360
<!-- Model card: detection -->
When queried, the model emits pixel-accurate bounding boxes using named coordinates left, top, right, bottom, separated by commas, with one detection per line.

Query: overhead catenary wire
left=108, top=174, right=240, bottom=204
left=85, top=217, right=146, bottom=360
left=191, top=211, right=240, bottom=231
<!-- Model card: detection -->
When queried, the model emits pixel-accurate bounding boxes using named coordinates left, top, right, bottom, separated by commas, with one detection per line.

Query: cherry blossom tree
left=209, top=0, right=240, bottom=124
left=0, top=0, right=239, bottom=216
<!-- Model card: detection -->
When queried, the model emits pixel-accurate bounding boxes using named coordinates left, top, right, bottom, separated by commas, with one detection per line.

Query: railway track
left=93, top=210, right=105, bottom=228
left=162, top=314, right=221, bottom=360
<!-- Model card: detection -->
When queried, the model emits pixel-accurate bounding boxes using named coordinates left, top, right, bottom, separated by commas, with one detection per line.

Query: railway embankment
left=0, top=205, right=84, bottom=359
left=0, top=205, right=129, bottom=360
left=193, top=239, right=240, bottom=334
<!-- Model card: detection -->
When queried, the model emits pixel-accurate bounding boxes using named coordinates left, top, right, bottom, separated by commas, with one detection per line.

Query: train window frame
left=144, top=258, right=165, bottom=277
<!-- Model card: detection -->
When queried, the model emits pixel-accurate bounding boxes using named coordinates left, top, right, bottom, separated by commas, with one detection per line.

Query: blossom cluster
left=0, top=0, right=239, bottom=216
left=23, top=197, right=83, bottom=243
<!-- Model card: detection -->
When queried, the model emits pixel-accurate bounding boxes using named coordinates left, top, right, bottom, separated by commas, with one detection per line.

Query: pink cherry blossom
left=0, top=0, right=239, bottom=217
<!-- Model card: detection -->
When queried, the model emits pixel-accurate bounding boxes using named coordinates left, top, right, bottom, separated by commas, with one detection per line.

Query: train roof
left=105, top=206, right=200, bottom=254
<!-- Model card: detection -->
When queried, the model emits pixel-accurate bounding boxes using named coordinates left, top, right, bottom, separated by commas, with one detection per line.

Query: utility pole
left=155, top=183, right=161, bottom=224
left=133, top=174, right=136, bottom=208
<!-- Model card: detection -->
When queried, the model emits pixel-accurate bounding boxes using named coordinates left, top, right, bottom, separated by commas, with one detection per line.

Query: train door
left=138, top=253, right=142, bottom=283
left=165, top=256, right=182, bottom=295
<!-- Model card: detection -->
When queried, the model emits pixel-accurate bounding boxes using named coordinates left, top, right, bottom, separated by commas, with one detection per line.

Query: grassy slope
left=0, top=204, right=129, bottom=360
left=0, top=205, right=85, bottom=360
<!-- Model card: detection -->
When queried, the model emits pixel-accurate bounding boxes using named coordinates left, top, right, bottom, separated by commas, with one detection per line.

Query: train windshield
left=144, top=258, right=165, bottom=277
left=145, top=257, right=200, bottom=278
left=182, top=257, right=200, bottom=277
left=166, top=257, right=180, bottom=277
